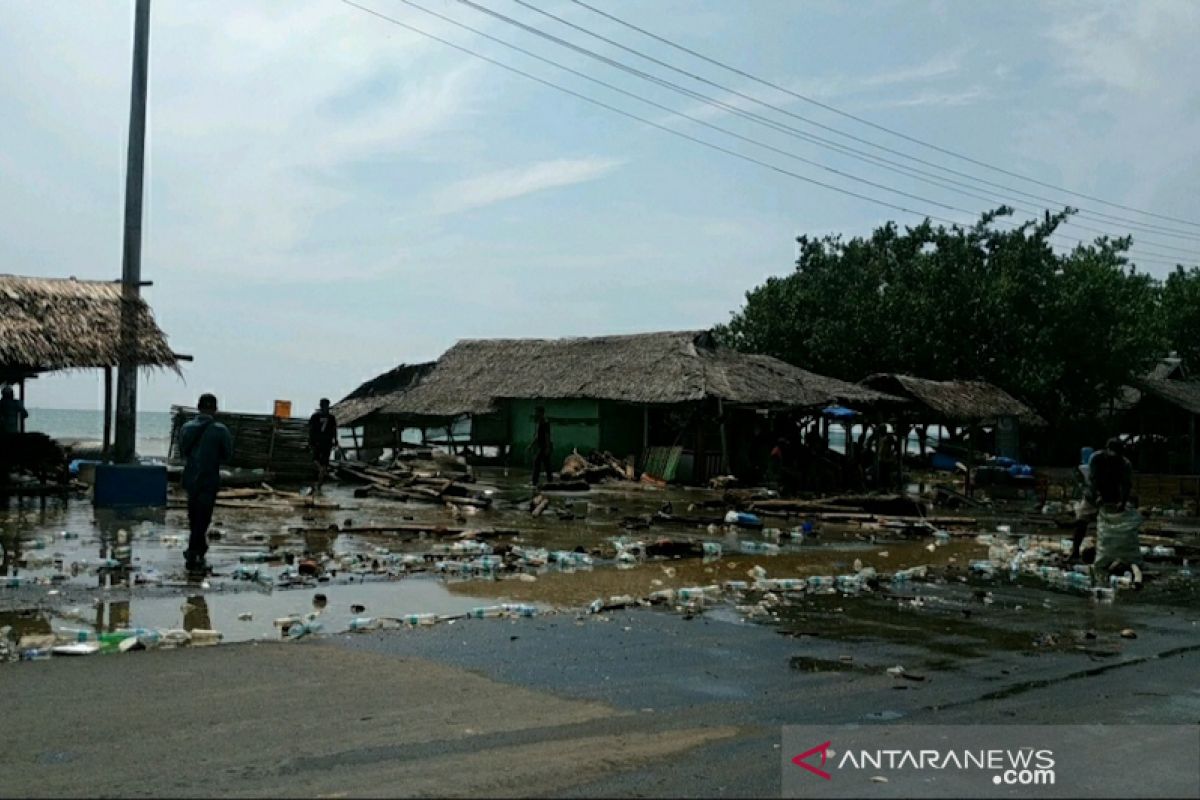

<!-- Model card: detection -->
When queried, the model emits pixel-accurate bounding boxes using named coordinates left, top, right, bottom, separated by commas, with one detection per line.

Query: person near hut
left=528, top=406, right=553, bottom=486
left=1071, top=437, right=1134, bottom=561
left=179, top=393, right=233, bottom=573
left=1, top=385, right=29, bottom=434
left=308, top=398, right=338, bottom=492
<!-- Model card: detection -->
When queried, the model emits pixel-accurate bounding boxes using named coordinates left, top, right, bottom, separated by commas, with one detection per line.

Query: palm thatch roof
left=332, top=362, right=436, bottom=426
left=0, top=275, right=179, bottom=374
left=1134, top=376, right=1200, bottom=416
left=860, top=373, right=1044, bottom=426
left=382, top=331, right=896, bottom=418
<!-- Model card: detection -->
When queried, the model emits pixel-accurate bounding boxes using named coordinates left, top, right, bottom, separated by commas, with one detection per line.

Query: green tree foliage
left=716, top=208, right=1166, bottom=432
left=1162, top=267, right=1200, bottom=369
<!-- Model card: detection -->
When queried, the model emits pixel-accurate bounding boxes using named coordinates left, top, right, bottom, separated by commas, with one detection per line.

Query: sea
left=26, top=408, right=174, bottom=459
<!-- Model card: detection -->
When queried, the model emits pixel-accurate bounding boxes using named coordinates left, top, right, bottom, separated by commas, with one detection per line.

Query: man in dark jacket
left=308, top=398, right=338, bottom=492
left=178, top=393, right=233, bottom=572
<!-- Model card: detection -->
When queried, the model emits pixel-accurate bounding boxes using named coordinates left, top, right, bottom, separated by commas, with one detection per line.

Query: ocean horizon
left=26, top=407, right=174, bottom=458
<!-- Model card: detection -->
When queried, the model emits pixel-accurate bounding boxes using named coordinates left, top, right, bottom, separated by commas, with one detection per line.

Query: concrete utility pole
left=113, top=0, right=151, bottom=464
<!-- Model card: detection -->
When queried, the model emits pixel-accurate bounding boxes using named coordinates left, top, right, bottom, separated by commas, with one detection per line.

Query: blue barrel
left=1080, top=447, right=1094, bottom=466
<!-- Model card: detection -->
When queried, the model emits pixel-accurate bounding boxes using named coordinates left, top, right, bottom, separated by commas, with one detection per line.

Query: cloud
left=868, top=86, right=989, bottom=109
left=430, top=157, right=625, bottom=215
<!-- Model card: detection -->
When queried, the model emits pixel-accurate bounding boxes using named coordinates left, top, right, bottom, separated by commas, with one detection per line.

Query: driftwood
left=750, top=494, right=926, bottom=518
left=287, top=523, right=519, bottom=539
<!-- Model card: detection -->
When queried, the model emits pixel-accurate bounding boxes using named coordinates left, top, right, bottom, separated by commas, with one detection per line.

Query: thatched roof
left=332, top=362, right=436, bottom=426
left=382, top=331, right=896, bottom=418
left=1135, top=376, right=1200, bottom=416
left=0, top=275, right=179, bottom=374
left=860, top=373, right=1044, bottom=426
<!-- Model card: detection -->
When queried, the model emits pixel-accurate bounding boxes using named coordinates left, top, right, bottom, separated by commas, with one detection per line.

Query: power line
left=441, top=0, right=1200, bottom=260
left=338, top=1, right=965, bottom=226
left=564, top=0, right=1200, bottom=231
left=340, top=1, right=1192, bottom=268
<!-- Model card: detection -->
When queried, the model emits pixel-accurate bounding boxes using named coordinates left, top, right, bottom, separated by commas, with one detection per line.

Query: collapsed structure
left=337, top=330, right=897, bottom=483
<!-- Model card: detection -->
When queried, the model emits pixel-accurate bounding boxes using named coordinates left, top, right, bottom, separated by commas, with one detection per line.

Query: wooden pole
left=1191, top=414, right=1197, bottom=474
left=966, top=425, right=976, bottom=497
left=17, top=379, right=26, bottom=433
left=717, top=398, right=729, bottom=475
left=103, top=367, right=113, bottom=459
left=641, top=404, right=649, bottom=471
left=113, top=0, right=151, bottom=464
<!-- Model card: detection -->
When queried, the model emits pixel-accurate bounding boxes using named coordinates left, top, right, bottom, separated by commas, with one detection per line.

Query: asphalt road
left=2, top=603, right=1199, bottom=798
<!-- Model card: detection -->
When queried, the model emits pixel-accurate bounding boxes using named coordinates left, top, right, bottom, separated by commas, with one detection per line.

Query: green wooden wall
left=507, top=398, right=600, bottom=467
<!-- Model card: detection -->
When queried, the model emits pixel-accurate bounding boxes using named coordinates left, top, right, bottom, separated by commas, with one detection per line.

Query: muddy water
left=3, top=466, right=1189, bottom=657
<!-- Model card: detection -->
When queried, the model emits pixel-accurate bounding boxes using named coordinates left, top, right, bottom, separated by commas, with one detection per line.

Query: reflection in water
left=183, top=595, right=211, bottom=632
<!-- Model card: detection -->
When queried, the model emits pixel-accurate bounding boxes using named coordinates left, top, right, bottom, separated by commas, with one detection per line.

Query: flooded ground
left=2, top=466, right=1197, bottom=662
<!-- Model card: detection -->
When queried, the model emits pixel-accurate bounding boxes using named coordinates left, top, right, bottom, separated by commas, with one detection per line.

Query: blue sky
left=3, top=0, right=1198, bottom=413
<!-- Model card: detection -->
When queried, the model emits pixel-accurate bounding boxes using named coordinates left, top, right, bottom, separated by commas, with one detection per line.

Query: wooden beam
left=103, top=367, right=113, bottom=459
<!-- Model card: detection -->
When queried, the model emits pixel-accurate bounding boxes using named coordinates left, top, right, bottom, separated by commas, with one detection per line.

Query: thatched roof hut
left=0, top=275, right=180, bottom=377
left=332, top=362, right=436, bottom=426
left=1132, top=376, right=1200, bottom=416
left=859, top=373, right=1044, bottom=427
left=383, top=331, right=894, bottom=418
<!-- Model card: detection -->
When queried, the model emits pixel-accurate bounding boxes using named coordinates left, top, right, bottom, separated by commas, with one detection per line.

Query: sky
left=3, top=0, right=1198, bottom=413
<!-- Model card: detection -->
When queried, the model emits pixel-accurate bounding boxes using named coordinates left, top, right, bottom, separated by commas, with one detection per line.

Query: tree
left=716, top=208, right=1166, bottom=447
left=1162, top=267, right=1200, bottom=371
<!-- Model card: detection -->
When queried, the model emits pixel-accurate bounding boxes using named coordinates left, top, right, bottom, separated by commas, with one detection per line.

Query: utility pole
left=113, top=0, right=151, bottom=464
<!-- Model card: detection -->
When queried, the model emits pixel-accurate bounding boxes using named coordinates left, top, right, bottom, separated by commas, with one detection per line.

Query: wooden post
left=18, top=379, right=26, bottom=433
left=966, top=425, right=977, bottom=497
left=717, top=398, right=730, bottom=475
left=103, top=367, right=113, bottom=459
left=693, top=404, right=707, bottom=484
left=642, top=404, right=649, bottom=472
left=1191, top=414, right=1197, bottom=474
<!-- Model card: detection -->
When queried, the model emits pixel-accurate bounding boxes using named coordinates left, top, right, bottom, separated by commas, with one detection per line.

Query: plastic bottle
left=702, top=542, right=723, bottom=557
left=55, top=627, right=94, bottom=643
left=739, top=541, right=781, bottom=555
left=1180, top=559, right=1193, bottom=579
left=467, top=606, right=503, bottom=619
left=19, top=648, right=51, bottom=661
left=402, top=613, right=437, bottom=626
left=807, top=575, right=835, bottom=590
left=189, top=629, right=222, bottom=646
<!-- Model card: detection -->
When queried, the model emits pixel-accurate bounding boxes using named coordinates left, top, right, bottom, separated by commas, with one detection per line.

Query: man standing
left=0, top=385, right=28, bottom=433
left=528, top=406, right=553, bottom=487
left=308, top=398, right=338, bottom=492
left=178, top=393, right=233, bottom=573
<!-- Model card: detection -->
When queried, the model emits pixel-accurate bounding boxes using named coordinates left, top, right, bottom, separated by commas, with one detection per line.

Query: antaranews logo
left=791, top=741, right=833, bottom=780
left=790, top=741, right=1056, bottom=786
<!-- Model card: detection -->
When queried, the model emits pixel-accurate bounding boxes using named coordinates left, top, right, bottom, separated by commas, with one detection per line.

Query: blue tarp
left=821, top=405, right=858, bottom=419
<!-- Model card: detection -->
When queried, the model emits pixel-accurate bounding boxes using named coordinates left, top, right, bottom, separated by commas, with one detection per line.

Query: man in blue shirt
left=178, top=393, right=233, bottom=572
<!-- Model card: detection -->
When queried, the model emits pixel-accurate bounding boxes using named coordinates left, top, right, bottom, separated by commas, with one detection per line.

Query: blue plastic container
left=1080, top=447, right=1094, bottom=466
left=93, top=464, right=168, bottom=508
